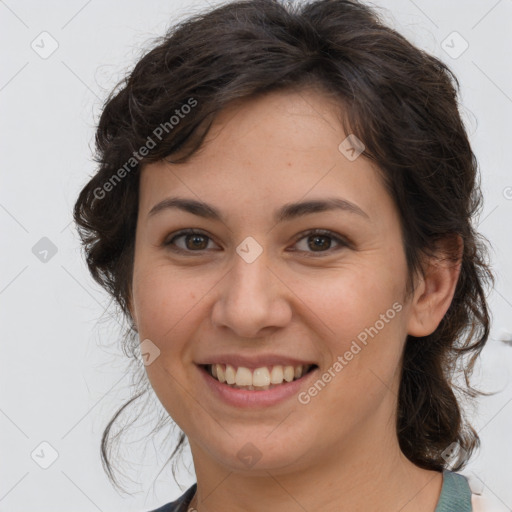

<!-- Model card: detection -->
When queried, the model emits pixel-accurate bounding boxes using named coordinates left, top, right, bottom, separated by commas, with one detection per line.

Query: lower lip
left=197, top=365, right=318, bottom=408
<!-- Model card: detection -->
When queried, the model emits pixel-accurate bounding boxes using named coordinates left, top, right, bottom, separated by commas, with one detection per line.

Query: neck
left=188, top=427, right=443, bottom=512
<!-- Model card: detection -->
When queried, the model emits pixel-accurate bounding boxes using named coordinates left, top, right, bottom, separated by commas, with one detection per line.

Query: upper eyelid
left=165, top=228, right=218, bottom=246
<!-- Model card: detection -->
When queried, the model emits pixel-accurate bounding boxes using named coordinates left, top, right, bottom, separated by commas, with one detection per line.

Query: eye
left=163, top=229, right=349, bottom=256
left=290, top=229, right=349, bottom=256
left=164, top=229, right=219, bottom=254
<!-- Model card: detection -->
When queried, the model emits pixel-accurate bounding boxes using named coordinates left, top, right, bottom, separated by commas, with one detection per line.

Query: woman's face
left=130, top=89, right=418, bottom=475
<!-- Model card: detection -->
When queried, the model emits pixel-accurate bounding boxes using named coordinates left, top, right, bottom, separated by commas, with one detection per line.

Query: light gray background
left=1, top=0, right=511, bottom=511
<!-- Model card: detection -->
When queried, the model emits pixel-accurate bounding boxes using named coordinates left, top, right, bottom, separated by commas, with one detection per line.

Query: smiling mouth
left=201, top=363, right=318, bottom=390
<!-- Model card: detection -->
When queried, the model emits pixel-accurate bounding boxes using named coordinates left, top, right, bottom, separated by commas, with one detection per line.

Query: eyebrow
left=148, top=196, right=370, bottom=223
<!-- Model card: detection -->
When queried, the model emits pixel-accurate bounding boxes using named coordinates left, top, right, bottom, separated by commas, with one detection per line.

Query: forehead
left=138, top=89, right=394, bottom=226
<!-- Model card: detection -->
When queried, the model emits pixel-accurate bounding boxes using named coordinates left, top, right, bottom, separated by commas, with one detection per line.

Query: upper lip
left=196, top=354, right=317, bottom=370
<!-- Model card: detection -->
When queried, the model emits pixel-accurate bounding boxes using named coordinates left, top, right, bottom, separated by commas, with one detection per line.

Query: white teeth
left=252, top=367, right=270, bottom=387
left=235, top=367, right=253, bottom=386
left=283, top=365, right=295, bottom=382
left=225, top=364, right=236, bottom=385
left=270, top=365, right=284, bottom=384
left=209, top=363, right=312, bottom=388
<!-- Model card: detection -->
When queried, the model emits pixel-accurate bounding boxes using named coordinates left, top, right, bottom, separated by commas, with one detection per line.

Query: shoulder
left=145, top=483, right=197, bottom=512
left=470, top=491, right=506, bottom=512
left=471, top=494, right=488, bottom=512
left=467, top=475, right=506, bottom=512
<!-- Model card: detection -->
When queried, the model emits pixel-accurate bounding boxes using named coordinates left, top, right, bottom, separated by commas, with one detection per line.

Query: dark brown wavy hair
left=73, top=0, right=494, bottom=492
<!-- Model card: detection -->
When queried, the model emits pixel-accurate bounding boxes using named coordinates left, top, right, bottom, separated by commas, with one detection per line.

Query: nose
left=210, top=249, right=292, bottom=339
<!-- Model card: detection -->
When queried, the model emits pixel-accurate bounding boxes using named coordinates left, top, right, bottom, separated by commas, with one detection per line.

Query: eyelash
left=163, top=228, right=349, bottom=257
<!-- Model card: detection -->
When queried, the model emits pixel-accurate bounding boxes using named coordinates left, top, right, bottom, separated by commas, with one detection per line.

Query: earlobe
left=406, top=235, right=463, bottom=338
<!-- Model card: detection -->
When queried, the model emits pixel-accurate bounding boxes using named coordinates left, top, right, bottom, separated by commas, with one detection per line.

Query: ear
left=406, top=234, right=463, bottom=337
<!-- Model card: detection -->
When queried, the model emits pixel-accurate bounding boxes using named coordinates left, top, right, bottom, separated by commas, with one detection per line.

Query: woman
left=73, top=0, right=495, bottom=510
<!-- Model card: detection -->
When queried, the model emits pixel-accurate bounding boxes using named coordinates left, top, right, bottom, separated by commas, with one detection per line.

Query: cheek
left=131, top=262, right=202, bottom=351
left=131, top=264, right=205, bottom=426
left=290, top=261, right=406, bottom=395
left=295, top=261, right=404, bottom=335
left=304, top=273, right=405, bottom=425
